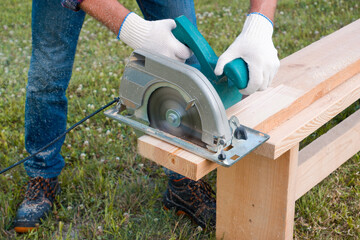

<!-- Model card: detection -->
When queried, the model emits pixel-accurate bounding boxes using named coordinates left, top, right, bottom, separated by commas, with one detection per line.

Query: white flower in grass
left=80, top=153, right=86, bottom=160
left=83, top=140, right=89, bottom=146
left=76, top=84, right=83, bottom=92
left=102, top=88, right=107, bottom=92
left=67, top=205, right=73, bottom=210
left=5, top=174, right=13, bottom=179
left=106, top=130, right=111, bottom=135
left=87, top=104, right=95, bottom=110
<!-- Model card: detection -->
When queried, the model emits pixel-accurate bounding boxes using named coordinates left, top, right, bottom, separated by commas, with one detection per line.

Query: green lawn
left=1, top=0, right=359, bottom=239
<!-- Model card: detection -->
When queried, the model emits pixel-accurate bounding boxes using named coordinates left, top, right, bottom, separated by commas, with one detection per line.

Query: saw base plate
left=105, top=107, right=269, bottom=167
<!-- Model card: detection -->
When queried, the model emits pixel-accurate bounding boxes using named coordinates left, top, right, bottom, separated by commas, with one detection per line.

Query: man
left=13, top=0, right=279, bottom=233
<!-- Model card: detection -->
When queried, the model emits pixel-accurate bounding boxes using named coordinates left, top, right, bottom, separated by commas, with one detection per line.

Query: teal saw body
left=104, top=16, right=269, bottom=167
left=172, top=15, right=249, bottom=109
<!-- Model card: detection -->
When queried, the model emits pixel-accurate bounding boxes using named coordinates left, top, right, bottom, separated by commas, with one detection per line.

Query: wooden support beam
left=295, top=109, right=360, bottom=200
left=256, top=73, right=360, bottom=159
left=216, top=145, right=299, bottom=240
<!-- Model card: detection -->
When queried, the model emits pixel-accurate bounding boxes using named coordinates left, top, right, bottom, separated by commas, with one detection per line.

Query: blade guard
left=172, top=16, right=249, bottom=109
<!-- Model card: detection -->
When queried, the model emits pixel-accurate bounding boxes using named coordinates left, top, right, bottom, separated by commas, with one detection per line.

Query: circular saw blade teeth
left=147, top=87, right=204, bottom=146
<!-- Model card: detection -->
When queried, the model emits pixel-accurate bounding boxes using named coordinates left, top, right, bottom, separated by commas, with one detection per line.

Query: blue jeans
left=25, top=0, right=196, bottom=179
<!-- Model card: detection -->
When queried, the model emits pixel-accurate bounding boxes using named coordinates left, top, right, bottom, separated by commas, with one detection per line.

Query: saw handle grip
left=223, top=59, right=249, bottom=89
left=172, top=15, right=249, bottom=89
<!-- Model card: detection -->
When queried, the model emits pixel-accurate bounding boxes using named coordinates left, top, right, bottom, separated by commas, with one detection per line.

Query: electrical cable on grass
left=0, top=97, right=120, bottom=175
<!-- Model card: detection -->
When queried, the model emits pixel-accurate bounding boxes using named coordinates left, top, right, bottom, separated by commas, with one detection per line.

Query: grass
left=0, top=0, right=359, bottom=239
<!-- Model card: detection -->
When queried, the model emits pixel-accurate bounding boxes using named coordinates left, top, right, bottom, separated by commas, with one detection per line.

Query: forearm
left=249, top=0, right=277, bottom=22
left=79, top=0, right=130, bottom=35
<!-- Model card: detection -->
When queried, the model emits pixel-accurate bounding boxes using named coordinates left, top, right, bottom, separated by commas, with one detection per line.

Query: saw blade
left=147, top=87, right=204, bottom=146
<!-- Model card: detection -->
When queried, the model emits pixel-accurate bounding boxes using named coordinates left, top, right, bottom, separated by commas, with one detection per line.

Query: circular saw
left=104, top=16, right=269, bottom=167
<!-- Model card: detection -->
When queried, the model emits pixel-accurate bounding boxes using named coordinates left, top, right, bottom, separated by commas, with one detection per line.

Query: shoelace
left=25, top=177, right=57, bottom=201
left=188, top=180, right=216, bottom=203
left=197, top=180, right=216, bottom=202
left=198, top=180, right=215, bottom=197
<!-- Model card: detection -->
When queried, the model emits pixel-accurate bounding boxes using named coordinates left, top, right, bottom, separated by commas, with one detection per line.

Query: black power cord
left=0, top=97, right=120, bottom=175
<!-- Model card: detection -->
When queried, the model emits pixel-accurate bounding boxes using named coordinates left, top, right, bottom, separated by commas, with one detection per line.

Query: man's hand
left=119, top=13, right=192, bottom=62
left=214, top=13, right=280, bottom=95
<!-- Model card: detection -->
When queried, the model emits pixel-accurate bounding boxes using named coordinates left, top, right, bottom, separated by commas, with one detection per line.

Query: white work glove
left=214, top=13, right=280, bottom=95
left=118, top=12, right=192, bottom=62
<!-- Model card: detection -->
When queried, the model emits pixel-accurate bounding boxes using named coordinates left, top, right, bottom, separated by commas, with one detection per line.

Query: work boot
left=13, top=176, right=60, bottom=233
left=163, top=177, right=216, bottom=229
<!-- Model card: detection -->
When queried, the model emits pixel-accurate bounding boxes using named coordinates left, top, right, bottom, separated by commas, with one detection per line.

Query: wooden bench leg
left=216, top=145, right=299, bottom=240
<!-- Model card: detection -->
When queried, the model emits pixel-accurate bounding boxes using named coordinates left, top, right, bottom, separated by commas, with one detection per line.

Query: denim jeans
left=25, top=0, right=196, bottom=179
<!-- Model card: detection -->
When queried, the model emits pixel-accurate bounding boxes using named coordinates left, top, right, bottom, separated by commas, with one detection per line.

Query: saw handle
left=172, top=15, right=249, bottom=89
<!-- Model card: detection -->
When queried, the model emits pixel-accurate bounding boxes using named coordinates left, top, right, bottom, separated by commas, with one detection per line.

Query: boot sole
left=14, top=226, right=38, bottom=233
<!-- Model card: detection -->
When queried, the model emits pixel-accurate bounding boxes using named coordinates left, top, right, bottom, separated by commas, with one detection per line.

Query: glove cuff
left=241, top=13, right=274, bottom=40
left=118, top=12, right=151, bottom=49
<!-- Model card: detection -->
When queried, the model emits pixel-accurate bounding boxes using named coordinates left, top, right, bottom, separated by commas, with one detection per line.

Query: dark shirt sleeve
left=61, top=0, right=85, bottom=11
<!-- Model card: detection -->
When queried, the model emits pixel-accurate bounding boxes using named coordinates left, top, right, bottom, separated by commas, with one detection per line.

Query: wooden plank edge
left=295, top=109, right=360, bottom=200
left=137, top=135, right=217, bottom=180
left=256, top=73, right=360, bottom=159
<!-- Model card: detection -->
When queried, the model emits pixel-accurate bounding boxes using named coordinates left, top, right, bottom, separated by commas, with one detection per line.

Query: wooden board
left=295, top=109, right=360, bottom=200
left=227, top=19, right=360, bottom=133
left=256, top=73, right=360, bottom=159
left=138, top=19, right=360, bottom=179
